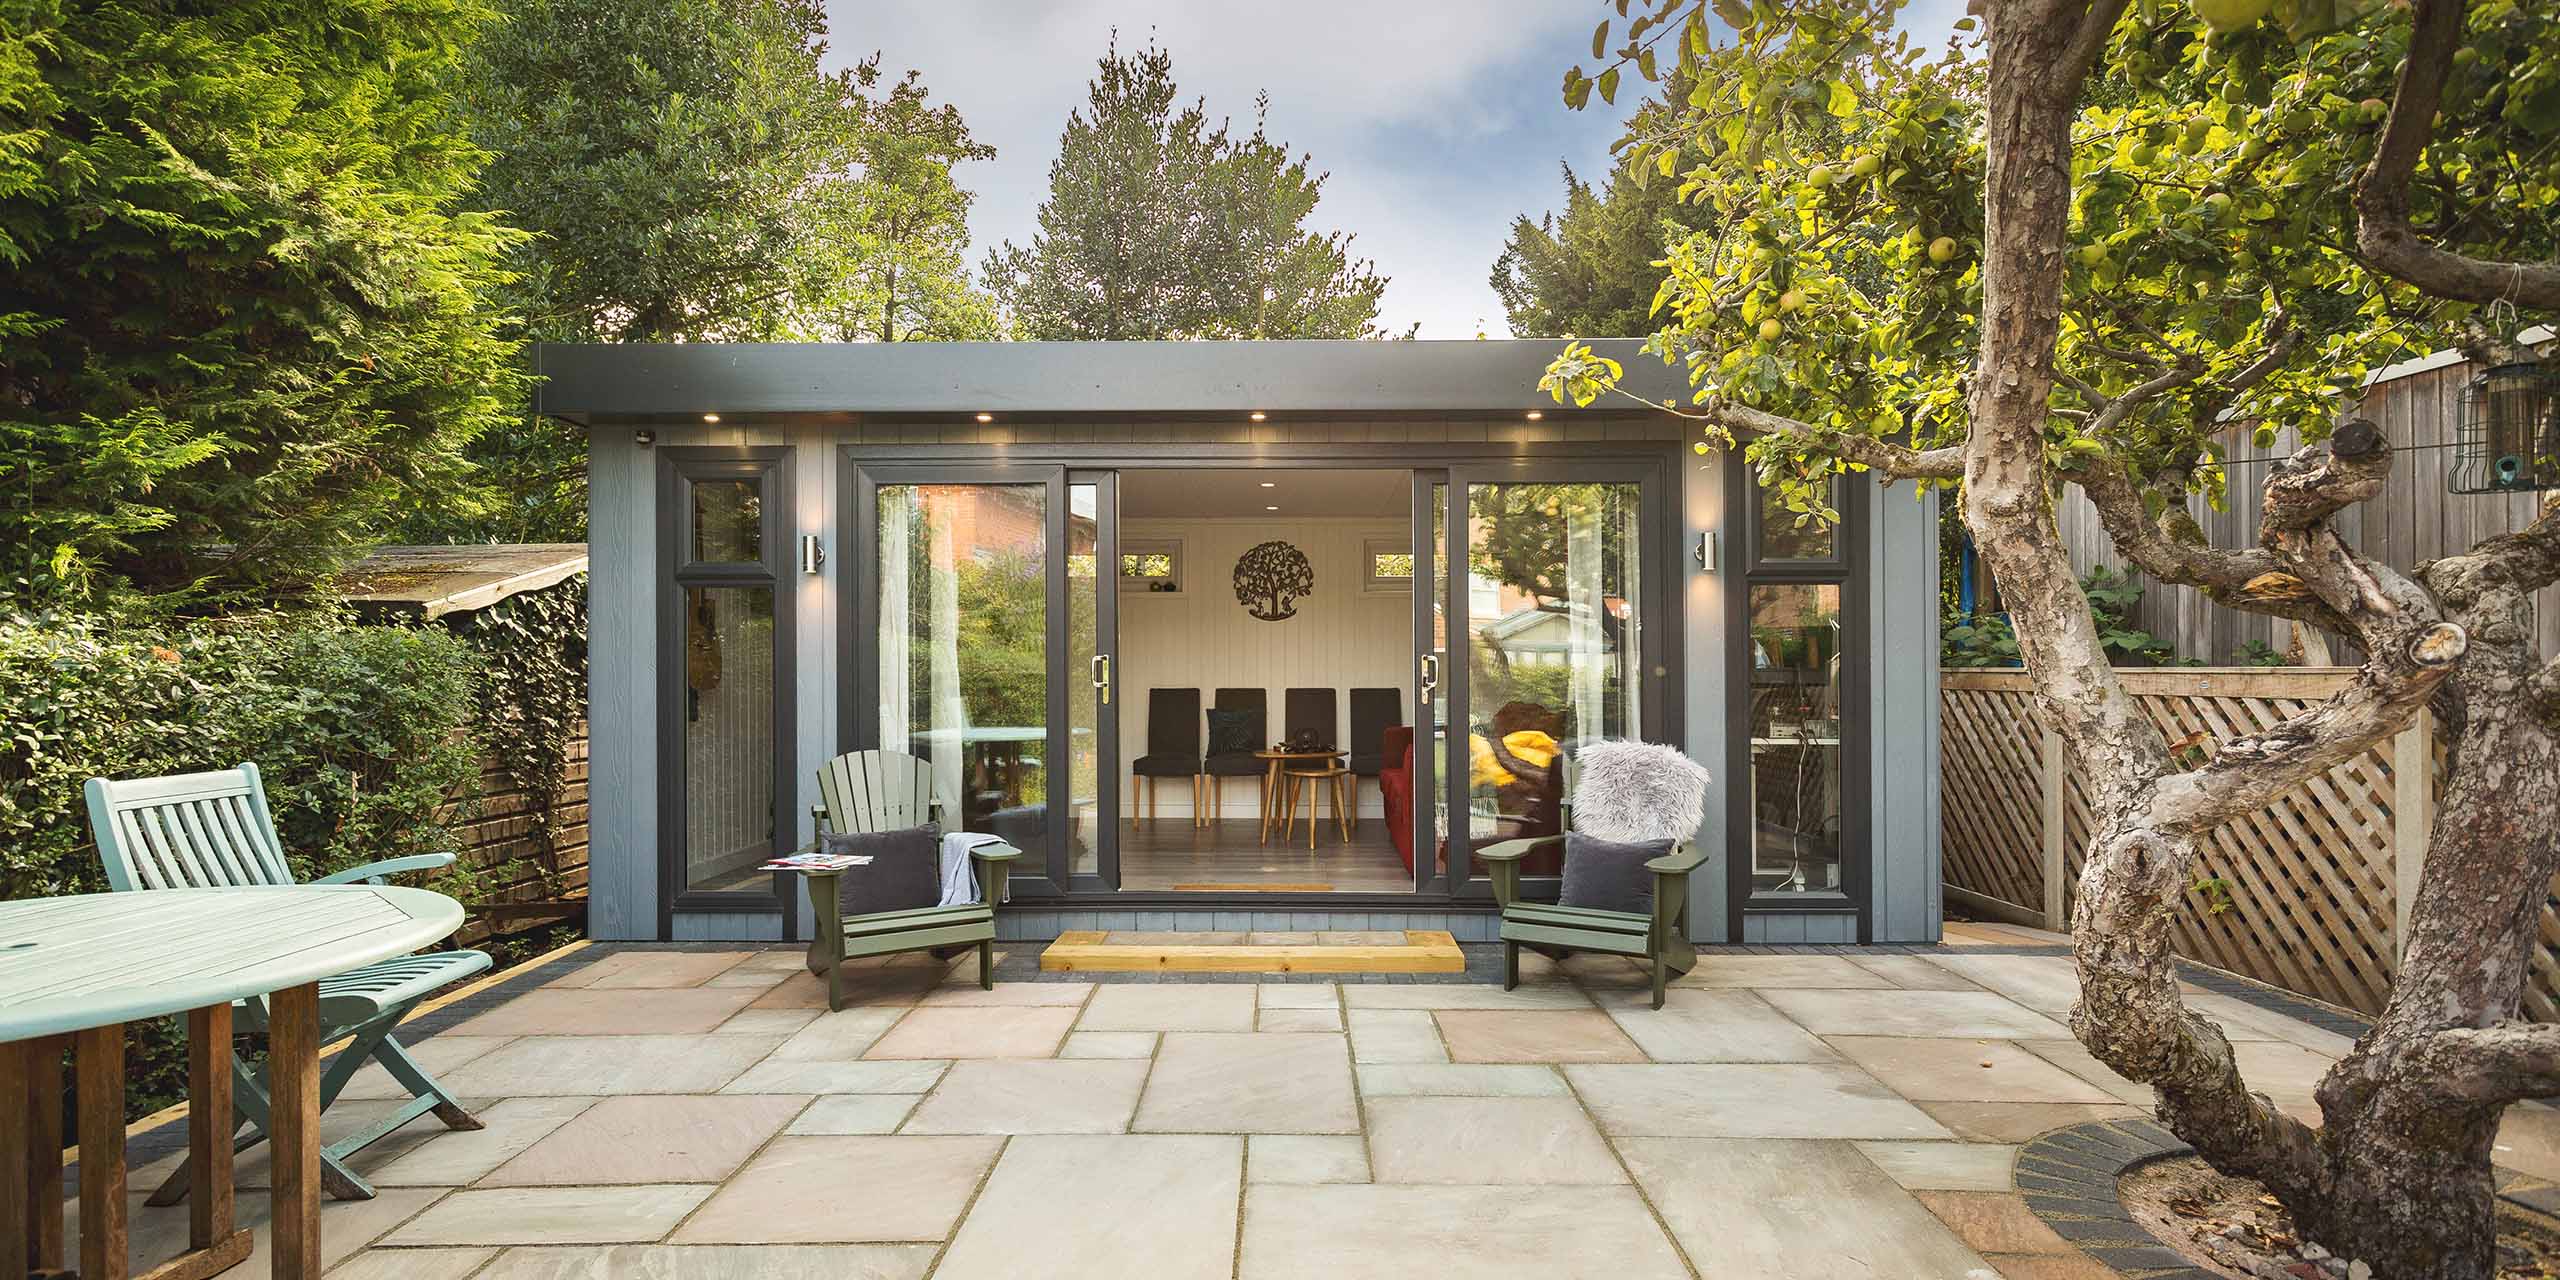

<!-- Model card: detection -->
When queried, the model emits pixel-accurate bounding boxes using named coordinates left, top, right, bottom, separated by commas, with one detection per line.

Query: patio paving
left=94, top=926, right=2415, bottom=1279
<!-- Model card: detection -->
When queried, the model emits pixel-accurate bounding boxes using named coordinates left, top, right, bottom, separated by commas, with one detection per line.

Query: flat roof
left=531, top=339, right=1686, bottom=420
left=336, top=544, right=588, bottom=620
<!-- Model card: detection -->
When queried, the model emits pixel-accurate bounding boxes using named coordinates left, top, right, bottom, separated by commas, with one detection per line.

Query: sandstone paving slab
left=336, top=1035, right=517, bottom=1100
left=1237, top=1184, right=1688, bottom=1280
left=862, top=1006, right=1078, bottom=1059
left=2498, top=1106, right=2560, bottom=1180
left=384, top=1185, right=714, bottom=1247
left=1853, top=1140, right=2022, bottom=1191
left=1824, top=1036, right=2119, bottom=1104
left=329, top=1247, right=496, bottom=1280
left=787, top=1092, right=920, bottom=1135
left=549, top=950, right=755, bottom=990
left=1248, top=1134, right=1370, bottom=1183
left=1059, top=1030, right=1158, bottom=1059
left=84, top=1185, right=445, bottom=1275
left=1923, top=954, right=2083, bottom=1014
left=1257, top=1006, right=1342, bottom=1032
left=1597, top=988, right=1840, bottom=1063
left=2229, top=1040, right=2339, bottom=1106
left=1135, top=1032, right=1358, bottom=1133
left=1353, top=1063, right=1567, bottom=1097
left=229, top=1096, right=453, bottom=1188
left=714, top=1008, right=823, bottom=1036
left=1913, top=1100, right=2143, bottom=1144
left=672, top=1136, right=1003, bottom=1243
left=920, top=980, right=1094, bottom=1007
left=900, top=1059, right=1150, bottom=1134
left=1077, top=983, right=1257, bottom=1032
left=1566, top=1064, right=1956, bottom=1140
left=2017, top=1038, right=2157, bottom=1105
left=1340, top=983, right=1591, bottom=1010
left=1760, top=988, right=2071, bottom=1040
left=1518, top=951, right=1648, bottom=985
left=1345, top=1009, right=1446, bottom=1064
left=448, top=987, right=761, bottom=1037
left=1364, top=1095, right=1624, bottom=1185
left=442, top=1034, right=783, bottom=1096
left=1256, top=983, right=1343, bottom=1009
left=935, top=1135, right=1242, bottom=1280
left=718, top=1058, right=946, bottom=1095
left=1911, top=1190, right=2077, bottom=1255
left=1436, top=1009, right=1646, bottom=1064
left=2181, top=989, right=2358, bottom=1054
left=1674, top=954, right=1902, bottom=989
left=1617, top=1137, right=1992, bottom=1279
left=769, top=1008, right=907, bottom=1060
left=753, top=966, right=943, bottom=1010
left=471, top=1244, right=936, bottom=1280
left=1848, top=955, right=1987, bottom=991
left=368, top=1097, right=600, bottom=1186
left=482, top=1094, right=805, bottom=1185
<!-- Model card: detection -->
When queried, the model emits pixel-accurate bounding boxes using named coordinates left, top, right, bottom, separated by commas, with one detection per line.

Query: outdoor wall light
left=633, top=429, right=655, bottom=447
left=1695, top=531, right=1719, bottom=572
left=701, top=413, right=720, bottom=424
left=799, top=534, right=825, bottom=575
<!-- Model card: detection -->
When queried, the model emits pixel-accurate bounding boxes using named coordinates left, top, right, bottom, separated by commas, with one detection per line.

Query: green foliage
left=2081, top=565, right=2180, bottom=664
left=1545, top=0, right=2557, bottom=520
left=1941, top=609, right=2021, bottom=667
left=984, top=39, right=1401, bottom=340
left=0, top=0, right=529, bottom=604
left=435, top=0, right=996, bottom=542
left=1494, top=75, right=1723, bottom=338
left=452, top=577, right=588, bottom=868
left=2237, top=638, right=2290, bottom=666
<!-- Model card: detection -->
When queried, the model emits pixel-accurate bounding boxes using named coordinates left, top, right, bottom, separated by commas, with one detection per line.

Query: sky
left=826, top=0, right=1971, bottom=339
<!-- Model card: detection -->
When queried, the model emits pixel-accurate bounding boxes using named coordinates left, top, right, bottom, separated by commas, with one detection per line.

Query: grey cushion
left=1557, top=833, right=1671, bottom=917
left=1205, top=708, right=1260, bottom=756
left=820, top=824, right=940, bottom=914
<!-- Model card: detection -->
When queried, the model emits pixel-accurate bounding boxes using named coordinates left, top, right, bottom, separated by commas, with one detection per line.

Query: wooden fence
left=440, top=724, right=590, bottom=945
left=1940, top=667, right=2560, bottom=1021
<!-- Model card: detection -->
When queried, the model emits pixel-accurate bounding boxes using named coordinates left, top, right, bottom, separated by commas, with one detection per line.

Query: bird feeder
left=2451, top=360, right=2560, bottom=494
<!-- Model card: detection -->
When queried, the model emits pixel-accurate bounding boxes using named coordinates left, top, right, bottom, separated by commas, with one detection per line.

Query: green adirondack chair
left=85, top=763, right=492, bottom=1202
left=802, top=750, right=1019, bottom=1009
left=1478, top=751, right=1709, bottom=1009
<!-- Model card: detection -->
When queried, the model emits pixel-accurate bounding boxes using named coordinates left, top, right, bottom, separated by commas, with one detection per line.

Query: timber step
left=1038, top=929, right=1467, bottom=974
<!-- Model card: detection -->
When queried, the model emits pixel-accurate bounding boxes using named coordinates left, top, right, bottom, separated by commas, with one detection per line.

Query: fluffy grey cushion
left=1570, top=740, right=1712, bottom=844
left=820, top=824, right=939, bottom=913
left=1559, top=833, right=1669, bottom=915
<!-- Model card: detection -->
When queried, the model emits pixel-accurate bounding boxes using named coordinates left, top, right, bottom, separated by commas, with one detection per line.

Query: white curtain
left=1565, top=489, right=1606, bottom=749
left=925, top=492, right=967, bottom=811
left=879, top=490, right=912, bottom=756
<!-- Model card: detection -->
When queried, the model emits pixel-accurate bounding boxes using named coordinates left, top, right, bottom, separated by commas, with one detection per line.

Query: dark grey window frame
left=656, top=445, right=799, bottom=938
left=1725, top=464, right=1871, bottom=940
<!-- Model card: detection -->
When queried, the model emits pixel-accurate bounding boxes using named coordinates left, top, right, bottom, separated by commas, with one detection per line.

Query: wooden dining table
left=0, top=885, right=464, bottom=1280
left=1254, top=748, right=1347, bottom=843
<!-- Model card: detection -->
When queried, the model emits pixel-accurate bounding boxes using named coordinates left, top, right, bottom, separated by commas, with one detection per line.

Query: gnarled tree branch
left=2069, top=458, right=2352, bottom=632
left=1696, top=396, right=1966, bottom=480
left=2413, top=1024, right=2560, bottom=1104
left=2354, top=0, right=2560, bottom=308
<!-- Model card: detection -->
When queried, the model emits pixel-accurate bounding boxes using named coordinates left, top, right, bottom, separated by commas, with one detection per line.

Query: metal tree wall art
left=1233, top=541, right=1314, bottom=621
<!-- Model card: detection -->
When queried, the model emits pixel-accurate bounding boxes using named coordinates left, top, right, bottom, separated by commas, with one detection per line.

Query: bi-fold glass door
left=847, top=465, right=1118, bottom=897
left=1433, top=463, right=1669, bottom=899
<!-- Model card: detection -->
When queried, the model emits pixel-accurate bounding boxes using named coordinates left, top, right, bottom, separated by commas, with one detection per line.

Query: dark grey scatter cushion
left=1558, top=833, right=1672, bottom=916
left=1205, top=708, right=1260, bottom=756
left=820, top=824, right=940, bottom=913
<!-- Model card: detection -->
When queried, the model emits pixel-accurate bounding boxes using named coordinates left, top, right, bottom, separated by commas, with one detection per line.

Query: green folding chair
left=85, top=763, right=492, bottom=1201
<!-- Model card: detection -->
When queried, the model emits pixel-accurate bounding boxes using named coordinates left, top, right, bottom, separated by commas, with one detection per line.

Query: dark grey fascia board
left=531, top=338, right=1689, bottom=420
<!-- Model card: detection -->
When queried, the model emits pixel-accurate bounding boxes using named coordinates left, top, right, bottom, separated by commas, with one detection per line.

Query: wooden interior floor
left=1119, top=818, right=1411, bottom=892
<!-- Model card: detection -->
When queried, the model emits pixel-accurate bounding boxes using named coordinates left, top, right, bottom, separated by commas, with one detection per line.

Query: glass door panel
left=1066, top=477, right=1116, bottom=886
left=681, top=585, right=778, bottom=892
left=1449, top=477, right=1647, bottom=886
left=875, top=482, right=1054, bottom=859
left=1745, top=583, right=1847, bottom=895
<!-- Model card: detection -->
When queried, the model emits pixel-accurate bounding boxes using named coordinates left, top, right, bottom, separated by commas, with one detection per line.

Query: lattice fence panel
left=1938, top=678, right=2048, bottom=914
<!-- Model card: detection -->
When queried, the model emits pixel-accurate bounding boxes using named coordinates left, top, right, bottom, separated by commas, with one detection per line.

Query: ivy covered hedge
left=0, top=612, right=483, bottom=900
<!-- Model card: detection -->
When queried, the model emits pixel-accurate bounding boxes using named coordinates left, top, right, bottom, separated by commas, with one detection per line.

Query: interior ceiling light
left=701, top=413, right=720, bottom=423
left=1259, top=481, right=1276, bottom=488
left=974, top=412, right=993, bottom=423
left=1265, top=505, right=1279, bottom=511
left=1525, top=410, right=1543, bottom=421
left=1249, top=411, right=1267, bottom=421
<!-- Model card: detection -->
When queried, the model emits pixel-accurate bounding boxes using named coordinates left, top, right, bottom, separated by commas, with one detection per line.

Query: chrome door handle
left=1419, top=653, right=1440, bottom=706
left=1091, top=654, right=1113, bottom=706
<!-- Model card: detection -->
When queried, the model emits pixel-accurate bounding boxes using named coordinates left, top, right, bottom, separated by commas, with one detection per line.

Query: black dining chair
left=1201, top=687, right=1268, bottom=829
left=1345, top=687, right=1404, bottom=827
left=1283, top=687, right=1338, bottom=750
left=1131, top=688, right=1203, bottom=827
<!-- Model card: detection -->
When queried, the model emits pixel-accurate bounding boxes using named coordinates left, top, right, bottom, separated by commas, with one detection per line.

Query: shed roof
left=337, top=544, right=588, bottom=620
left=531, top=338, right=1687, bottom=421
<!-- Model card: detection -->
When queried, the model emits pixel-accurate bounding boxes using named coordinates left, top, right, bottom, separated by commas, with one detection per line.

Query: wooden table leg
left=2, top=1038, right=29, bottom=1274
left=76, top=1023, right=126, bottom=1280
left=25, top=1035, right=62, bottom=1275
left=267, top=984, right=322, bottom=1280
left=1258, top=760, right=1282, bottom=844
left=183, top=1005, right=250, bottom=1272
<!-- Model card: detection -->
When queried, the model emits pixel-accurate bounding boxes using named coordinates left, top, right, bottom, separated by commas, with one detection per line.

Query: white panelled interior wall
left=1117, top=517, right=1412, bottom=818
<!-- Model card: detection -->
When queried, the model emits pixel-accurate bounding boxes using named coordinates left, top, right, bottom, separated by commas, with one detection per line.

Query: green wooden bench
left=84, top=763, right=491, bottom=1201
left=1479, top=833, right=1707, bottom=1009
left=801, top=750, right=1019, bottom=1010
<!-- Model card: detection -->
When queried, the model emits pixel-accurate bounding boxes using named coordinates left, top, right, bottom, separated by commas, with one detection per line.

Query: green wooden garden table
left=0, top=885, right=463, bottom=1280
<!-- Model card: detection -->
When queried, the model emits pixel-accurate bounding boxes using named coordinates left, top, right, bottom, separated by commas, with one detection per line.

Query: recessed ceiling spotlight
left=1265, top=505, right=1279, bottom=511
left=701, top=413, right=721, bottom=423
left=974, top=412, right=993, bottom=423
left=1259, top=481, right=1276, bottom=488
left=1524, top=410, right=1543, bottom=421
left=1249, top=410, right=1267, bottom=422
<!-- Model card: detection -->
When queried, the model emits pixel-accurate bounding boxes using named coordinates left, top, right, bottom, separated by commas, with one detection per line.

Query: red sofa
left=1380, top=725, right=1415, bottom=873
